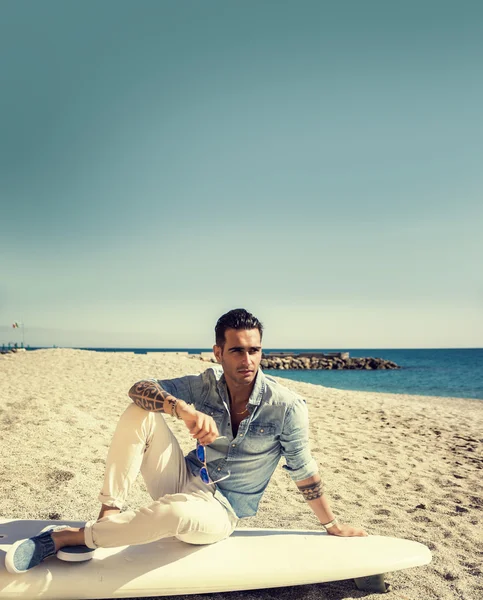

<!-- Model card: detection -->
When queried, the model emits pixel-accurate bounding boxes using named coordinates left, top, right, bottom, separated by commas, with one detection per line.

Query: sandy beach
left=1, top=349, right=482, bottom=600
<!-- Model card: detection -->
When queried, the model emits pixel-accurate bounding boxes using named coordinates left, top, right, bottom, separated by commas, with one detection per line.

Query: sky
left=1, top=1, right=482, bottom=349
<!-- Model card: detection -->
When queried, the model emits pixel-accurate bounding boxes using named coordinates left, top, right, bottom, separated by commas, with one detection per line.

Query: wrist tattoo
left=298, top=480, right=323, bottom=501
left=128, top=381, right=174, bottom=412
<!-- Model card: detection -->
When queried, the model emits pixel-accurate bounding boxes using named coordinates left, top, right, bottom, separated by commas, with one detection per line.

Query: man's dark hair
left=215, top=308, right=263, bottom=347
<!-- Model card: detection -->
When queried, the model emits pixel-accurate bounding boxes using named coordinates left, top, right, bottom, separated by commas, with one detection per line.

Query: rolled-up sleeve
left=154, top=374, right=203, bottom=406
left=280, top=397, right=319, bottom=482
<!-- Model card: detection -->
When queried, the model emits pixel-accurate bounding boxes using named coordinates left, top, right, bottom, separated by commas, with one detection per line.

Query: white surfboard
left=0, top=519, right=431, bottom=598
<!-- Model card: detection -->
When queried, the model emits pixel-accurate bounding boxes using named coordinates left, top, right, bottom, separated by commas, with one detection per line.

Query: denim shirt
left=156, top=367, right=319, bottom=519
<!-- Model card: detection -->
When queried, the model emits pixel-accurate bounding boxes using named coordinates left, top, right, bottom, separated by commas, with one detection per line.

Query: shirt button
left=218, top=468, right=221, bottom=471
left=260, top=429, right=264, bottom=433
left=232, top=444, right=236, bottom=447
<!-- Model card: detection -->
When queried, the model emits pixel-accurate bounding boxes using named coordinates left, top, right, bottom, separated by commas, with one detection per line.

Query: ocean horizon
left=20, top=346, right=483, bottom=401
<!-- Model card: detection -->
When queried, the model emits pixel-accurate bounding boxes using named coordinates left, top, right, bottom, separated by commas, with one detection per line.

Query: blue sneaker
left=5, top=530, right=57, bottom=574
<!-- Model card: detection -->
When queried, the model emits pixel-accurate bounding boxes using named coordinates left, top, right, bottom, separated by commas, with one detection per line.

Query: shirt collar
left=248, top=369, right=266, bottom=406
left=216, top=368, right=266, bottom=406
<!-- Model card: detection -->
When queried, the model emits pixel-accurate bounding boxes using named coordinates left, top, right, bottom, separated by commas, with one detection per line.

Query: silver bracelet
left=321, top=518, right=338, bottom=530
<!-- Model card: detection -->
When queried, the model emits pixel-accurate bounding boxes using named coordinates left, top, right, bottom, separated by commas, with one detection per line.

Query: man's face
left=213, top=328, right=262, bottom=388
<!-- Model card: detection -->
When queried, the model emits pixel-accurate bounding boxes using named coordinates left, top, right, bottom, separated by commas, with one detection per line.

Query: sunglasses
left=196, top=441, right=230, bottom=485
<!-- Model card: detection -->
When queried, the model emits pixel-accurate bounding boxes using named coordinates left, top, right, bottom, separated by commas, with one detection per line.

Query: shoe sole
left=57, top=546, right=95, bottom=562
left=5, top=538, right=30, bottom=574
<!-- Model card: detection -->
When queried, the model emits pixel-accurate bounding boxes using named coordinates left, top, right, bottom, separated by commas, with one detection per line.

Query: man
left=6, top=308, right=366, bottom=574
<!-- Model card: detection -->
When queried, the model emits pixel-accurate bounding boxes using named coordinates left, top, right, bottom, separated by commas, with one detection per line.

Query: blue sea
left=27, top=346, right=483, bottom=400
left=262, top=348, right=483, bottom=401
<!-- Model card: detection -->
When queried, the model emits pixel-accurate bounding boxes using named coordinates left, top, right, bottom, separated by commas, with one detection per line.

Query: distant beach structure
left=1, top=342, right=26, bottom=355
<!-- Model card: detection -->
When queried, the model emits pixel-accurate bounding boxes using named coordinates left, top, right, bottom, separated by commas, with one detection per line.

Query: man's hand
left=176, top=402, right=219, bottom=445
left=326, top=523, right=368, bottom=537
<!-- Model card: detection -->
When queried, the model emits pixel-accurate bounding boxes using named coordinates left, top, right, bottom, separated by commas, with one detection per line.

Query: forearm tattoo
left=297, top=480, right=324, bottom=501
left=128, top=380, right=176, bottom=413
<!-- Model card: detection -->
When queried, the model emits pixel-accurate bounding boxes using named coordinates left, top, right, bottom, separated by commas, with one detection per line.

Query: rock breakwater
left=260, top=352, right=400, bottom=370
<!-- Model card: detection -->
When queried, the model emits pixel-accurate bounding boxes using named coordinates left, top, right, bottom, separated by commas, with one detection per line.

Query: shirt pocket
left=244, top=422, right=277, bottom=453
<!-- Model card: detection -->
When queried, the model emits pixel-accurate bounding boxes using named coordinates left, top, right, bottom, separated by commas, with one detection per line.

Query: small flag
left=12, top=322, right=20, bottom=329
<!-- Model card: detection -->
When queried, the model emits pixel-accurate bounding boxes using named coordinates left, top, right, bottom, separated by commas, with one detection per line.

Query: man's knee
left=118, top=403, right=166, bottom=440
left=121, top=402, right=151, bottom=421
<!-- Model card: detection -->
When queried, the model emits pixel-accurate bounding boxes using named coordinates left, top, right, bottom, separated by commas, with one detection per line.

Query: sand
left=1, top=349, right=482, bottom=600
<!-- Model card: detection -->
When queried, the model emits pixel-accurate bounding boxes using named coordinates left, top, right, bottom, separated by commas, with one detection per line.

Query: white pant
left=84, top=404, right=237, bottom=549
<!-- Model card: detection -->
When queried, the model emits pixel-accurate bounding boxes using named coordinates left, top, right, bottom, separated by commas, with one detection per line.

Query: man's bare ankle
left=52, top=528, right=85, bottom=552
